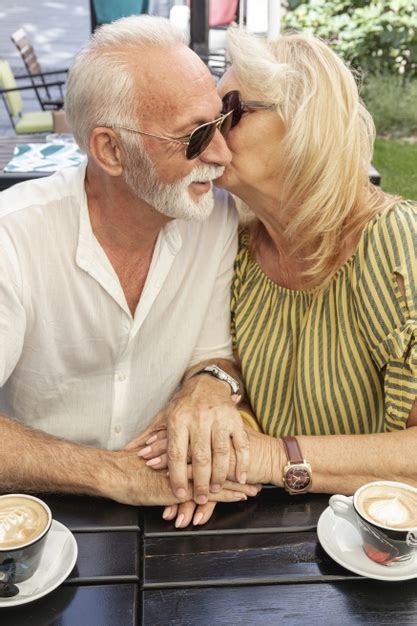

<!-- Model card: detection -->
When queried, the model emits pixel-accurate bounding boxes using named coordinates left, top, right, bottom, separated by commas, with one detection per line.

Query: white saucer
left=0, top=519, right=78, bottom=607
left=317, top=505, right=417, bottom=581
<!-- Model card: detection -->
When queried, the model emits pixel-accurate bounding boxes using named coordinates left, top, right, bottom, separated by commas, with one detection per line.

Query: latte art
left=0, top=496, right=49, bottom=549
left=358, top=485, right=417, bottom=530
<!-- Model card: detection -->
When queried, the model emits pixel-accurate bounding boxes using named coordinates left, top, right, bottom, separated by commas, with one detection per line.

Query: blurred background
left=0, top=0, right=415, bottom=198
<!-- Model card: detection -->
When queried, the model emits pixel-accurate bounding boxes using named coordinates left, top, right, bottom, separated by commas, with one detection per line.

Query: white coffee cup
left=330, top=481, right=417, bottom=566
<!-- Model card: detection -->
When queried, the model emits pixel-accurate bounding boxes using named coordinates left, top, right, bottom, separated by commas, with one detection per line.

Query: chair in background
left=10, top=28, right=67, bottom=110
left=0, top=60, right=69, bottom=134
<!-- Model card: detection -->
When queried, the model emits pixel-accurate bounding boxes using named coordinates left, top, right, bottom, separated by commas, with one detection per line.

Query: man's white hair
left=65, top=16, right=187, bottom=152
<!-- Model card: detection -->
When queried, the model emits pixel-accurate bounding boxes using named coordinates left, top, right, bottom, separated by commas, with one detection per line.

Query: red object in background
left=209, top=0, right=238, bottom=26
left=187, top=1, right=238, bottom=27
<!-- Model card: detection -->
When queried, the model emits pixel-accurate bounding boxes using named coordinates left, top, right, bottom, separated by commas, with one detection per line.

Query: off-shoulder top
left=231, top=202, right=417, bottom=435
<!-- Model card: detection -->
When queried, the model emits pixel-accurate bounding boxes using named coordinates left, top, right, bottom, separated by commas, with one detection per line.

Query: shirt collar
left=75, top=164, right=184, bottom=318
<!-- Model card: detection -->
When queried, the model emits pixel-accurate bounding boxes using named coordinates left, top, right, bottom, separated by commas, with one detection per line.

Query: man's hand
left=139, top=425, right=278, bottom=490
left=104, top=451, right=260, bottom=507
left=146, top=373, right=249, bottom=505
left=138, top=425, right=273, bottom=528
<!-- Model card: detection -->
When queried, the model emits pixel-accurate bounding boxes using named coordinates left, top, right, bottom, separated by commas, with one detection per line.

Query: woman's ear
left=88, top=127, right=124, bottom=176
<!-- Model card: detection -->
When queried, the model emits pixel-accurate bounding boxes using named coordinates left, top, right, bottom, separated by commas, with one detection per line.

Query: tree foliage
left=282, top=0, right=417, bottom=78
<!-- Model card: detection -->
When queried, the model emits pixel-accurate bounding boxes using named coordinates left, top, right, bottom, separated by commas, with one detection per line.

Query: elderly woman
left=141, top=28, right=417, bottom=527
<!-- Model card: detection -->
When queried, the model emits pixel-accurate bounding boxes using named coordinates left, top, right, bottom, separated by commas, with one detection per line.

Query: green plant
left=282, top=0, right=417, bottom=78
left=373, top=139, right=417, bottom=199
left=362, top=75, right=417, bottom=137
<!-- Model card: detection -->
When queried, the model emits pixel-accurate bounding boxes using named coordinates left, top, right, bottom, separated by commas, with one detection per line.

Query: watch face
left=286, top=465, right=311, bottom=492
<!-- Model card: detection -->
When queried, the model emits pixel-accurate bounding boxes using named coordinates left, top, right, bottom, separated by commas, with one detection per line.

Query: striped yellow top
left=232, top=202, right=417, bottom=436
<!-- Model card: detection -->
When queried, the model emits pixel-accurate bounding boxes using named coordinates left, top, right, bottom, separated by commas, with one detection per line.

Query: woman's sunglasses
left=115, top=109, right=234, bottom=161
left=221, top=90, right=276, bottom=129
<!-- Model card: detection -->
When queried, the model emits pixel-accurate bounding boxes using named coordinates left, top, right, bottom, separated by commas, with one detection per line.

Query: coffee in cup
left=0, top=494, right=52, bottom=583
left=329, top=481, right=417, bottom=566
left=357, top=483, right=417, bottom=530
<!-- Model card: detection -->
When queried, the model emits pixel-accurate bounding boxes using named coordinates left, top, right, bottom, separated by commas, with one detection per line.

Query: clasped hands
left=124, top=376, right=273, bottom=528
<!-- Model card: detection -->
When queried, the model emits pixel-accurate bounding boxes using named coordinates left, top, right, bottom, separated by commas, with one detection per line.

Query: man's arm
left=0, top=412, right=160, bottom=503
left=0, top=413, right=256, bottom=506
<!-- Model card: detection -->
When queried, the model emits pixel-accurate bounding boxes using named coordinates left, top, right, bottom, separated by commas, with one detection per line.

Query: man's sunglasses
left=115, top=109, right=234, bottom=160
left=114, top=90, right=275, bottom=161
left=221, top=90, right=276, bottom=129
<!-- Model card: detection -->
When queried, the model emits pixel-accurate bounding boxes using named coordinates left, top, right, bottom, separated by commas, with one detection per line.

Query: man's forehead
left=132, top=45, right=220, bottom=122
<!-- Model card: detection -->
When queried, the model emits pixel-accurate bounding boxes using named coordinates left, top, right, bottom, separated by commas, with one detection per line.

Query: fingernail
left=211, top=483, right=221, bottom=493
left=239, top=471, right=247, bottom=484
left=137, top=446, right=152, bottom=457
left=196, top=495, right=208, bottom=505
left=175, top=514, right=185, bottom=528
left=193, top=512, right=204, bottom=525
left=166, top=471, right=170, bottom=477
left=162, top=507, right=171, bottom=519
left=257, top=484, right=263, bottom=493
left=176, top=488, right=187, bottom=499
left=145, top=434, right=158, bottom=445
left=239, top=494, right=247, bottom=501
left=146, top=457, right=161, bottom=467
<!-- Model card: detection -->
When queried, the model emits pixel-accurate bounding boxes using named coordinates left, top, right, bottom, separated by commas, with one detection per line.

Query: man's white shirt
left=0, top=163, right=237, bottom=449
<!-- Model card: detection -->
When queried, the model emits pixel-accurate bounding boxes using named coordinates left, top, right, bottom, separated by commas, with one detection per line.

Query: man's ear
left=89, top=127, right=124, bottom=176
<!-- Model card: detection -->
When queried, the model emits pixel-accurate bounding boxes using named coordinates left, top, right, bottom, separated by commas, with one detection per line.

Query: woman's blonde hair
left=227, top=28, right=399, bottom=286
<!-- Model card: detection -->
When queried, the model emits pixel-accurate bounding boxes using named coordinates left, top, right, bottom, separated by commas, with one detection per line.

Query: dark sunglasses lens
left=222, top=91, right=241, bottom=128
left=219, top=111, right=233, bottom=139
left=186, top=123, right=216, bottom=160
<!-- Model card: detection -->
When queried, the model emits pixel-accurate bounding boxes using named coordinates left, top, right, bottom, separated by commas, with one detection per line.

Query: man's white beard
left=123, top=148, right=224, bottom=221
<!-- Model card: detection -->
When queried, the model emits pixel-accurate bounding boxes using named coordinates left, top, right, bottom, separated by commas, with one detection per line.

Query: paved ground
left=0, top=0, right=91, bottom=135
left=0, top=0, right=90, bottom=68
left=0, top=1, right=226, bottom=137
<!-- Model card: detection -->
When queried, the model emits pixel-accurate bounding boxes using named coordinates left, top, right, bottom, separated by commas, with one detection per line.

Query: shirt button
left=114, top=425, right=122, bottom=434
left=116, top=373, right=126, bottom=381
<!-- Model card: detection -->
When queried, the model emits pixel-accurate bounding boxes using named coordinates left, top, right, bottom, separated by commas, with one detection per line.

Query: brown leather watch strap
left=282, top=436, right=304, bottom=464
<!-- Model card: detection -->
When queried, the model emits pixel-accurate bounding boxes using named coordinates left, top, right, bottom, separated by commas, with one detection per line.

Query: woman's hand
left=162, top=475, right=262, bottom=528
left=123, top=412, right=167, bottom=451
left=163, top=501, right=218, bottom=528
left=137, top=427, right=174, bottom=468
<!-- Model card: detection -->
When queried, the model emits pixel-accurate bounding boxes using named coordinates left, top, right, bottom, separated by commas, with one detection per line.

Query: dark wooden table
left=1, top=487, right=415, bottom=625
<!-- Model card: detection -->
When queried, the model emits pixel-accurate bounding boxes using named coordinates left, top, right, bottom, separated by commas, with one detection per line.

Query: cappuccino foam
left=0, top=496, right=49, bottom=549
left=357, top=484, right=417, bottom=530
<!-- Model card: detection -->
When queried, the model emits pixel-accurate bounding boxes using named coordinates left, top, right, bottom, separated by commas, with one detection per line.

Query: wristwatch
left=190, top=365, right=241, bottom=396
left=282, top=436, right=312, bottom=494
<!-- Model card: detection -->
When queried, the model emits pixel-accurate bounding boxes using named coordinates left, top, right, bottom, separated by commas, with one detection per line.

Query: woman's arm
left=142, top=399, right=417, bottom=497
left=263, top=400, right=417, bottom=494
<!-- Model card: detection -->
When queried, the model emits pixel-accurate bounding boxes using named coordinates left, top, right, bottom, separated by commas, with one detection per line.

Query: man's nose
left=199, top=128, right=232, bottom=167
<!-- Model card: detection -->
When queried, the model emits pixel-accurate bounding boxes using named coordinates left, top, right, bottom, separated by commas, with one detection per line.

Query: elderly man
left=0, top=16, right=257, bottom=517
